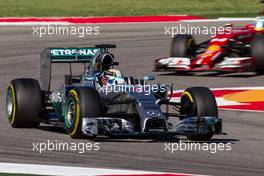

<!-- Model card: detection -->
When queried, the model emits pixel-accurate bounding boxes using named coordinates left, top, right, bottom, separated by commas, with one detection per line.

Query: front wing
left=154, top=57, right=255, bottom=73
left=81, top=116, right=222, bottom=137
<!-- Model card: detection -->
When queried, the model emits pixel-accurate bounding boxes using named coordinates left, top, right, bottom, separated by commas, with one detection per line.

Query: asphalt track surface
left=0, top=21, right=263, bottom=176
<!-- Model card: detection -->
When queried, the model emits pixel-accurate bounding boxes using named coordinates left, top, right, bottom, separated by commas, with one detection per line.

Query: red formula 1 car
left=155, top=17, right=264, bottom=75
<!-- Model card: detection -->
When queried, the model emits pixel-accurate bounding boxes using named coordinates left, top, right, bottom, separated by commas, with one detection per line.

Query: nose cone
left=194, top=45, right=222, bottom=66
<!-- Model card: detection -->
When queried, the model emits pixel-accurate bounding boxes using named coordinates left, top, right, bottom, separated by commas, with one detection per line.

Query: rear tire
left=171, top=34, right=196, bottom=58
left=180, top=87, right=218, bottom=141
left=251, top=35, right=264, bottom=74
left=6, top=78, right=41, bottom=128
left=64, top=87, right=103, bottom=139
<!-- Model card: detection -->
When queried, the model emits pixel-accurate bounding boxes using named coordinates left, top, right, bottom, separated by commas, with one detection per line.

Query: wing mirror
left=144, top=74, right=155, bottom=81
left=113, top=61, right=119, bottom=65
left=224, top=23, right=233, bottom=28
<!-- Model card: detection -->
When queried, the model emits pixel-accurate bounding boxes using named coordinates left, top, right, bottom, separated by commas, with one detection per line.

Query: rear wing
left=40, top=47, right=102, bottom=92
left=40, top=44, right=116, bottom=92
left=49, top=47, right=101, bottom=63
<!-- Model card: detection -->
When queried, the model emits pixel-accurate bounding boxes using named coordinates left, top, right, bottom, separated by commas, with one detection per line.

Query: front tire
left=64, top=87, right=103, bottom=139
left=180, top=87, right=218, bottom=141
left=171, top=34, right=196, bottom=58
left=6, top=78, right=41, bottom=128
left=251, top=35, right=264, bottom=74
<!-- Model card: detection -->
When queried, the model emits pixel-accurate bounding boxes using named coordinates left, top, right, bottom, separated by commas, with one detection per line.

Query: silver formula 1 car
left=6, top=44, right=222, bottom=140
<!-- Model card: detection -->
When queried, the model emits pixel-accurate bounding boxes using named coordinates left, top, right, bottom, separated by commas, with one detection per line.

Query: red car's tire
left=251, top=35, right=264, bottom=74
left=171, top=34, right=196, bottom=59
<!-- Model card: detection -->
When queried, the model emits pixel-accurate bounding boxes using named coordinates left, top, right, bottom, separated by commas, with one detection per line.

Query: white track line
left=218, top=17, right=256, bottom=21
left=0, top=22, right=71, bottom=25
left=182, top=17, right=255, bottom=22
left=0, top=162, right=202, bottom=176
left=218, top=108, right=264, bottom=113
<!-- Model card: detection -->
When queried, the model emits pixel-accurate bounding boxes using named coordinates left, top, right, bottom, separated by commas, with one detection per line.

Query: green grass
left=0, top=0, right=261, bottom=18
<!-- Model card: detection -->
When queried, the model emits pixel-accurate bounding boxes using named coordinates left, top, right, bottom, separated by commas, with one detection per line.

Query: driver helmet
left=254, top=17, right=264, bottom=31
left=100, top=69, right=125, bottom=86
left=92, top=53, right=114, bottom=72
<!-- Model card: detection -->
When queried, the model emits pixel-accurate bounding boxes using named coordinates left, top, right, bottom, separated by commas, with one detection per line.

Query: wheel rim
left=6, top=89, right=14, bottom=119
left=65, top=98, right=76, bottom=128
